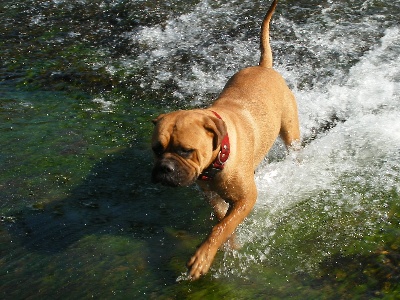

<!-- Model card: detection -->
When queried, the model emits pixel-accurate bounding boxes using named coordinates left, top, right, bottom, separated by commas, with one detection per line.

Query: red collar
left=198, top=111, right=230, bottom=181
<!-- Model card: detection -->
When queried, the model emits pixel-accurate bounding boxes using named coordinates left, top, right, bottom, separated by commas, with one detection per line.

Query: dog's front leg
left=206, top=191, right=241, bottom=250
left=187, top=190, right=257, bottom=280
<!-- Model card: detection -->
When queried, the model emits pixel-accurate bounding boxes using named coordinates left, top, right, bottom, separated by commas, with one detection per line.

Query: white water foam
left=129, top=1, right=261, bottom=102
left=257, top=26, right=400, bottom=209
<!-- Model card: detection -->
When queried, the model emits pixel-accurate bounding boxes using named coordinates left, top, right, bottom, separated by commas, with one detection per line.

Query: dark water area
left=1, top=0, right=400, bottom=298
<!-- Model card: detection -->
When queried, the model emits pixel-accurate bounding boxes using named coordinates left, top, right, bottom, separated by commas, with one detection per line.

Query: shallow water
left=1, top=0, right=399, bottom=298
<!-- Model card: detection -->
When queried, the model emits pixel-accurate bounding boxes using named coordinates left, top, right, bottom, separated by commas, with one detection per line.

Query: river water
left=1, top=0, right=399, bottom=298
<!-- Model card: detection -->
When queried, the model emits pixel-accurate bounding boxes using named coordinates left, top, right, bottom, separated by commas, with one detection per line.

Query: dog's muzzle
left=151, top=158, right=196, bottom=187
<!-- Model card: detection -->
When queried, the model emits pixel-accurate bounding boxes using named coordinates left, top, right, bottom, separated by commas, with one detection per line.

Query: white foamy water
left=129, top=0, right=399, bottom=278
left=257, top=26, right=400, bottom=211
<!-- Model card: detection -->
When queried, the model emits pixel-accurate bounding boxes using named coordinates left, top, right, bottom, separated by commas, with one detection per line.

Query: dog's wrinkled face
left=151, top=110, right=226, bottom=187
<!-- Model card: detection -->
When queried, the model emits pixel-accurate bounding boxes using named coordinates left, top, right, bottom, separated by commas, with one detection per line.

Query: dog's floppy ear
left=152, top=114, right=165, bottom=125
left=204, top=116, right=227, bottom=150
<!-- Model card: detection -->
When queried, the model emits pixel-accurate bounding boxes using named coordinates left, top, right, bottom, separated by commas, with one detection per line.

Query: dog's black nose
left=159, top=160, right=175, bottom=173
left=152, top=159, right=180, bottom=186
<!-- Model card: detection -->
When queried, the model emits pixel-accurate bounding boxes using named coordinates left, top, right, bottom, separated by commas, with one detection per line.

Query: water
left=1, top=0, right=399, bottom=298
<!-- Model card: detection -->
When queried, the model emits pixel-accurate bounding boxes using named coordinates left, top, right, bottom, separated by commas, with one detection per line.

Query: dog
left=151, top=0, right=300, bottom=280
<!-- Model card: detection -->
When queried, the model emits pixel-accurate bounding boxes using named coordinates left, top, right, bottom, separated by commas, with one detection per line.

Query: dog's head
left=151, top=110, right=227, bottom=187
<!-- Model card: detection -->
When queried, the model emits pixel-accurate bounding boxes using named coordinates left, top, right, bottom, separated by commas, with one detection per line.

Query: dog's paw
left=176, top=271, right=192, bottom=282
left=187, top=243, right=218, bottom=280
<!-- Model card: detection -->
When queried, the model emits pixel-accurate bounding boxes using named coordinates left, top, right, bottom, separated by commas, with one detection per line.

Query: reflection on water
left=1, top=0, right=400, bottom=298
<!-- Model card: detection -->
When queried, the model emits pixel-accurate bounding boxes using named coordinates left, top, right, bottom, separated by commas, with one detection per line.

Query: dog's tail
left=259, top=0, right=278, bottom=68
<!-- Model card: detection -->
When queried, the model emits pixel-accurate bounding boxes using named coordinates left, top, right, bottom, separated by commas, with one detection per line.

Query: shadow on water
left=4, top=146, right=210, bottom=284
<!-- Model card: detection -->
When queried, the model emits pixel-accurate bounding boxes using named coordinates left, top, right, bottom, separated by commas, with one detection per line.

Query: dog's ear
left=204, top=116, right=227, bottom=150
left=152, top=114, right=165, bottom=125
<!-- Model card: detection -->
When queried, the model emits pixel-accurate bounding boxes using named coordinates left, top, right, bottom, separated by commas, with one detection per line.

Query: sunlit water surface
left=1, top=0, right=399, bottom=298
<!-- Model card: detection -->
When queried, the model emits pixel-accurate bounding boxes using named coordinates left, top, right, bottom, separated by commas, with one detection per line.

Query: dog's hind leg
left=280, top=92, right=301, bottom=149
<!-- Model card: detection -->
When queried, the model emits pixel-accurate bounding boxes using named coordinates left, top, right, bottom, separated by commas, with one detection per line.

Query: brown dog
left=151, top=0, right=300, bottom=280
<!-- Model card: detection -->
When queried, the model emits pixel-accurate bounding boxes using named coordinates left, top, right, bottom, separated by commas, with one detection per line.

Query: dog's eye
left=176, top=148, right=194, bottom=158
